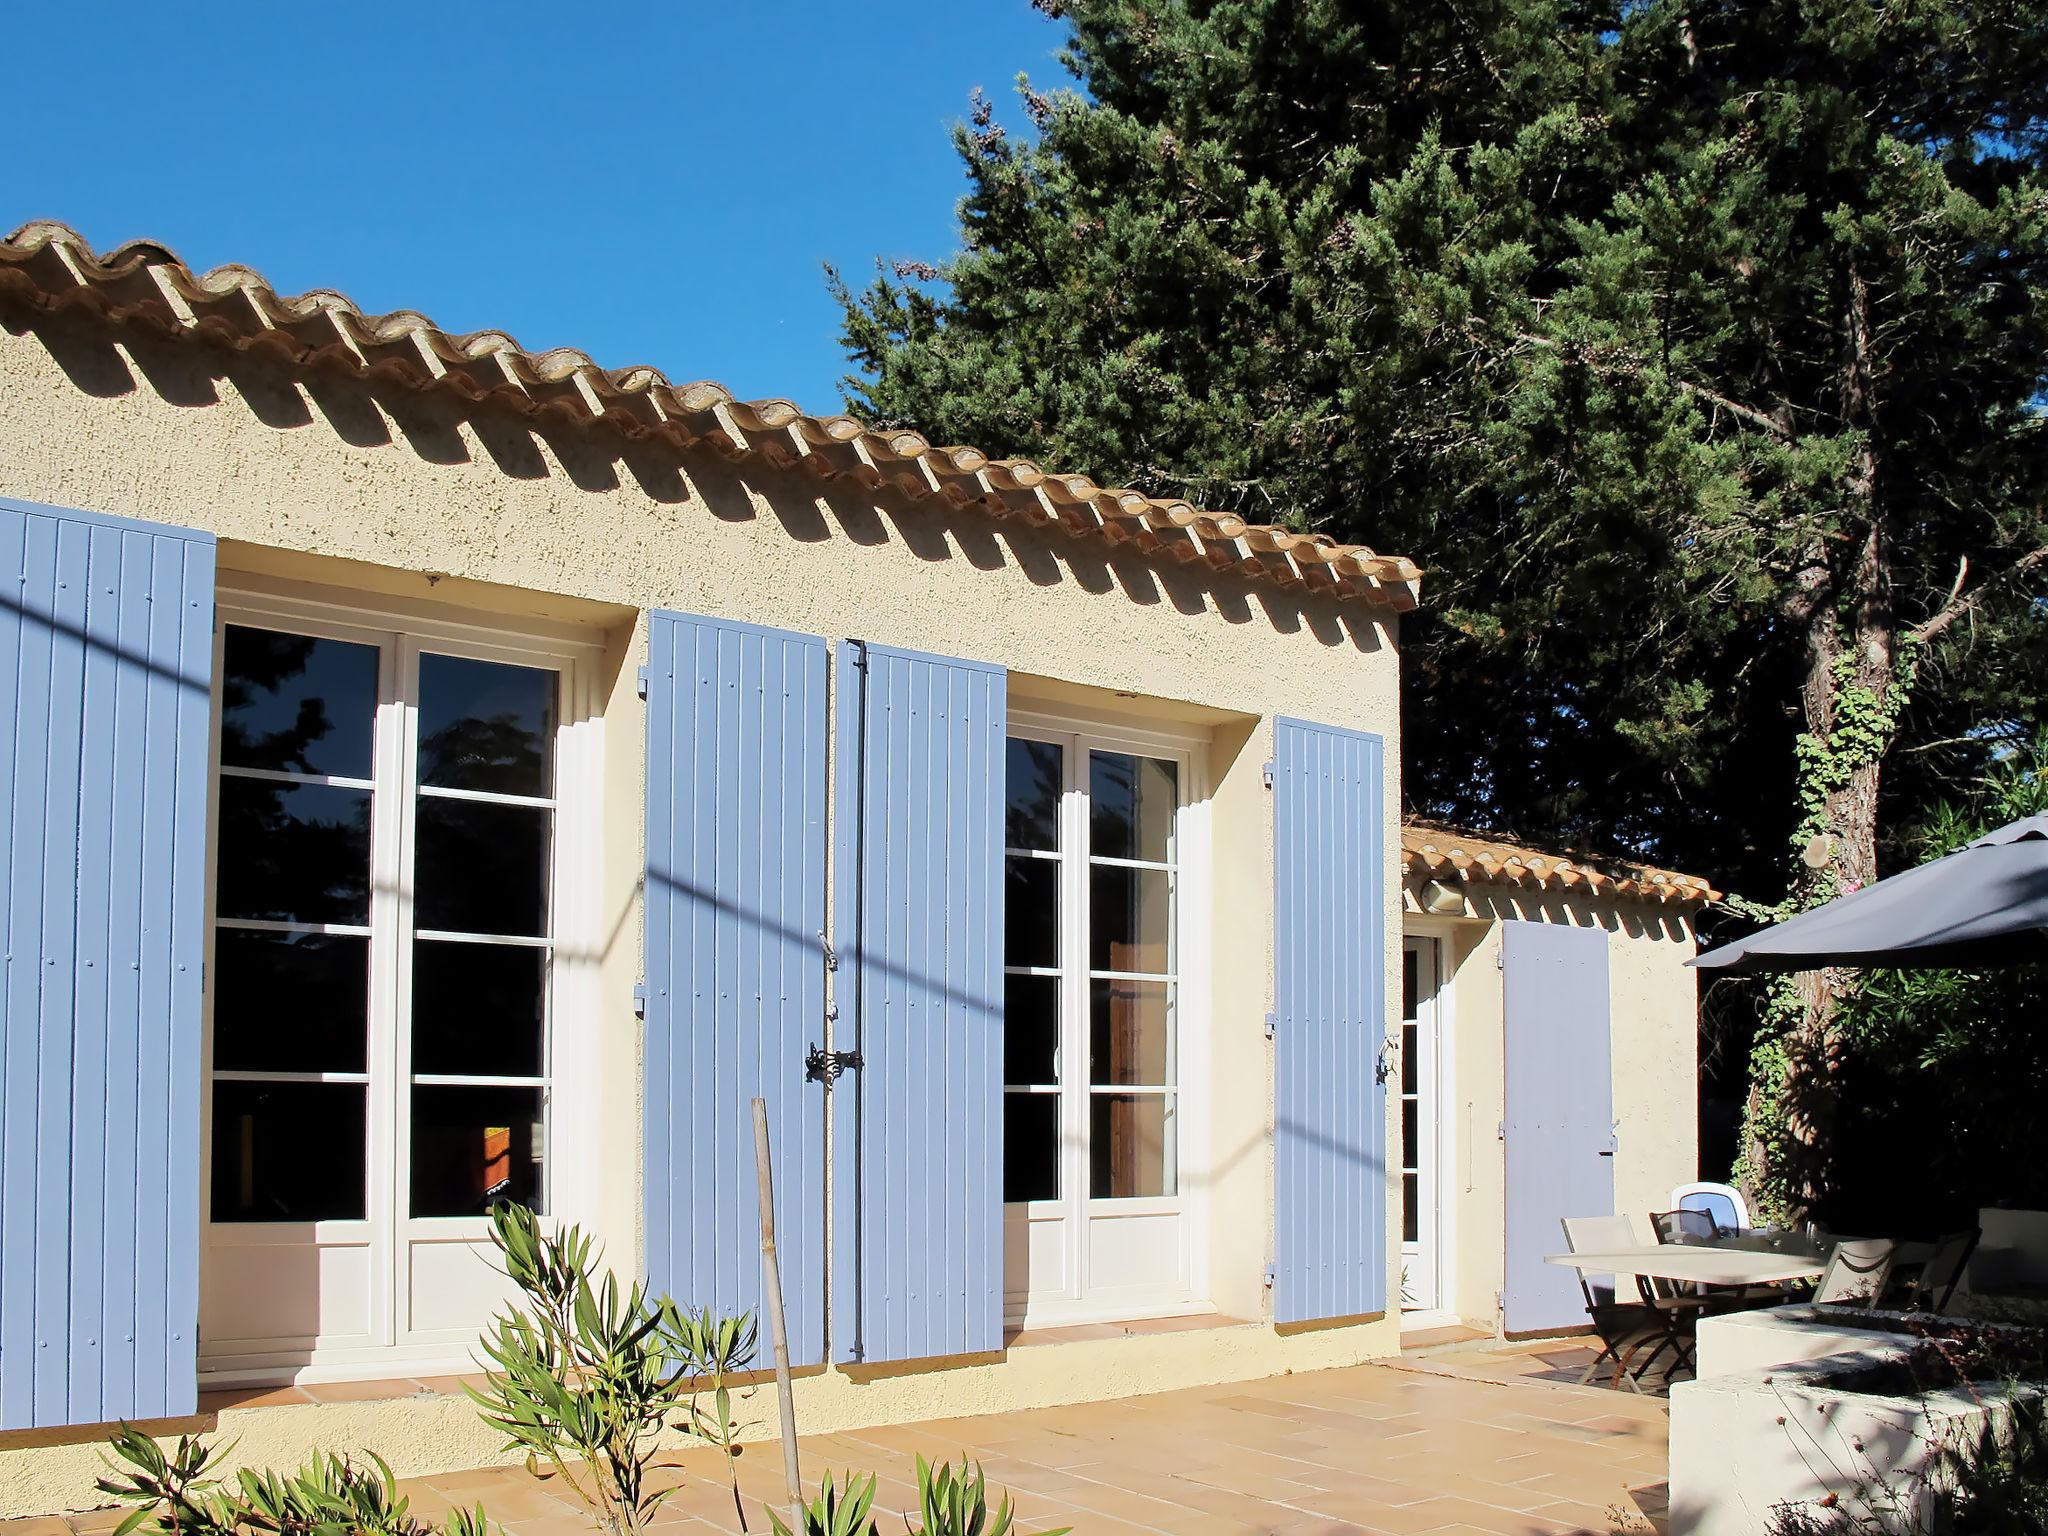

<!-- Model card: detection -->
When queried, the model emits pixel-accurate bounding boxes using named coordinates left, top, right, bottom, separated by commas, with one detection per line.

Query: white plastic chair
left=1671, top=1181, right=1751, bottom=1233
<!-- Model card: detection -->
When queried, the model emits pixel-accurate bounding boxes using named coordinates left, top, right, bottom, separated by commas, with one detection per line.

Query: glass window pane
left=1402, top=1099, right=1419, bottom=1173
left=1004, top=973, right=1059, bottom=1086
left=1403, top=1173, right=1420, bottom=1244
left=1089, top=752, right=1176, bottom=863
left=1089, top=864, right=1171, bottom=974
left=418, top=654, right=557, bottom=799
left=1403, top=948, right=1419, bottom=1021
left=216, top=779, right=371, bottom=925
left=213, top=930, right=369, bottom=1073
left=1401, top=1021, right=1418, bottom=1095
left=221, top=627, right=378, bottom=779
left=211, top=1081, right=366, bottom=1221
left=1089, top=1093, right=1175, bottom=1199
left=1005, top=738, right=1063, bottom=851
left=413, top=940, right=546, bottom=1078
left=415, top=798, right=551, bottom=936
left=1003, top=1092, right=1059, bottom=1203
left=1004, top=855, right=1059, bottom=969
left=411, top=1085, right=546, bottom=1216
left=1089, top=979, right=1174, bottom=1087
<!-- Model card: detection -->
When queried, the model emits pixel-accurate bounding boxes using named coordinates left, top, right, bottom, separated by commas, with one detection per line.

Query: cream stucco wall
left=0, top=302, right=1412, bottom=1508
left=1402, top=885, right=1700, bottom=1332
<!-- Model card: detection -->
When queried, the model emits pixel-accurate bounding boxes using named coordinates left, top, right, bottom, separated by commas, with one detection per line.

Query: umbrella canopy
left=1691, top=813, right=2048, bottom=973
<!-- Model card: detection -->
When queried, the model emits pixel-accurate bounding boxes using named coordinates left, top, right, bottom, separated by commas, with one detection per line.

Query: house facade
left=0, top=222, right=1709, bottom=1512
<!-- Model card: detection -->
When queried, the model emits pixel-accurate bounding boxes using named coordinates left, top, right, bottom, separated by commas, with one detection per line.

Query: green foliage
left=833, top=0, right=2048, bottom=906
left=468, top=1202, right=758, bottom=1536
left=768, top=1470, right=879, bottom=1536
left=913, top=1455, right=1069, bottom=1536
left=95, top=1424, right=493, bottom=1536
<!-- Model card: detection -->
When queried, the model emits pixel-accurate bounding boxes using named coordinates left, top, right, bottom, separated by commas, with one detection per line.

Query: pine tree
left=836, top=0, right=2048, bottom=1210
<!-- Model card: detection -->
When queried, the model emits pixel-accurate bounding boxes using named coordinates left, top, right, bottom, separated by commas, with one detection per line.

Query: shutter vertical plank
left=834, top=643, right=1003, bottom=1364
left=0, top=498, right=213, bottom=1430
left=643, top=611, right=828, bottom=1365
left=1502, top=921, right=1613, bottom=1333
left=1272, top=717, right=1388, bottom=1325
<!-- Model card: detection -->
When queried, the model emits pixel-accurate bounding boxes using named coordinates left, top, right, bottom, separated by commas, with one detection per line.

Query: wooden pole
left=752, top=1097, right=806, bottom=1534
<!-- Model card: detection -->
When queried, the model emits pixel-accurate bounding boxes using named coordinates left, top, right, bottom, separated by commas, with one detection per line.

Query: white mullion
left=216, top=917, right=374, bottom=938
left=1085, top=853, right=1177, bottom=873
left=1060, top=730, right=1088, bottom=1299
left=411, top=1074, right=550, bottom=1089
left=414, top=929, right=553, bottom=949
left=215, top=1070, right=373, bottom=1086
left=1083, top=968, right=1174, bottom=983
left=219, top=764, right=376, bottom=792
left=416, top=783, right=557, bottom=811
left=1003, top=845, right=1062, bottom=861
left=370, top=634, right=416, bottom=1349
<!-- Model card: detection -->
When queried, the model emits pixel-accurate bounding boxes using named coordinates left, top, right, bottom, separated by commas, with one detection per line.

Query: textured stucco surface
left=1402, top=886, right=1700, bottom=1329
left=0, top=307, right=1410, bottom=1504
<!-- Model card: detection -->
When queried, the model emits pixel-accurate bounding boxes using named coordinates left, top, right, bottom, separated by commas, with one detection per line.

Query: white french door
left=1001, top=721, right=1199, bottom=1325
left=1400, top=935, right=1445, bottom=1314
left=199, top=600, right=579, bottom=1378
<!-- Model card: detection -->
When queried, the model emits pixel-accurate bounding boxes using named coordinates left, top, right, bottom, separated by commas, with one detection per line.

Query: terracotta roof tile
left=0, top=221, right=1421, bottom=612
left=1402, top=819, right=1719, bottom=904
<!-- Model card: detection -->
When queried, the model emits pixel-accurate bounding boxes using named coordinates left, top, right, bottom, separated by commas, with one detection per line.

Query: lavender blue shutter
left=0, top=498, right=214, bottom=1430
left=644, top=611, right=828, bottom=1366
left=1272, top=717, right=1389, bottom=1325
left=831, top=642, right=1003, bottom=1363
left=1502, top=919, right=1612, bottom=1334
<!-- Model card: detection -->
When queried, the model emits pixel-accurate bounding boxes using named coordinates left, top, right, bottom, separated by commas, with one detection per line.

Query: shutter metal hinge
left=1497, top=1120, right=1507, bottom=1142
left=1264, top=1012, right=1277, bottom=1040
left=1261, top=760, right=1274, bottom=789
left=820, top=932, right=838, bottom=971
left=805, top=1044, right=863, bottom=1084
left=633, top=982, right=647, bottom=1020
left=636, top=666, right=649, bottom=700
left=1263, top=1263, right=1276, bottom=1289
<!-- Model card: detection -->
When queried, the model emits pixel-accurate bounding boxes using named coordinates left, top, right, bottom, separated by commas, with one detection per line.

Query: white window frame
left=1003, top=704, right=1212, bottom=1326
left=198, top=576, right=606, bottom=1383
left=1397, top=923, right=1461, bottom=1329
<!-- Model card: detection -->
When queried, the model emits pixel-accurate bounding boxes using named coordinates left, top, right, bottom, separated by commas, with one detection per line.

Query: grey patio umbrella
left=1691, top=813, right=2048, bottom=973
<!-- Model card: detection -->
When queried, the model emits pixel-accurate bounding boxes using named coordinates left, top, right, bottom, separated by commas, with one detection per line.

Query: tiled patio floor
left=23, top=1341, right=1668, bottom=1536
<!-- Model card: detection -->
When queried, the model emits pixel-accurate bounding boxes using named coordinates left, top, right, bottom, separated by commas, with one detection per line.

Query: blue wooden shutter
left=831, top=642, right=1004, bottom=1363
left=644, top=611, right=828, bottom=1365
left=0, top=498, right=214, bottom=1430
left=1502, top=919, right=1612, bottom=1334
left=1272, top=716, right=1389, bottom=1325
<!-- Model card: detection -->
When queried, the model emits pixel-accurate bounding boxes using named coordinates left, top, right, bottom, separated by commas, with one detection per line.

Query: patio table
left=1544, top=1245, right=1826, bottom=1286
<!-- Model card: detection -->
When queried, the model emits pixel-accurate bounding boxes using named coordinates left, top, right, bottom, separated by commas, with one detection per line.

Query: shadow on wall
left=5, top=301, right=1390, bottom=658
left=1443, top=885, right=1697, bottom=944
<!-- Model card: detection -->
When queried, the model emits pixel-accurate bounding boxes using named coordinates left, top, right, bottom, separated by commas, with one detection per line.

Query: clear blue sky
left=7, top=3, right=1064, bottom=414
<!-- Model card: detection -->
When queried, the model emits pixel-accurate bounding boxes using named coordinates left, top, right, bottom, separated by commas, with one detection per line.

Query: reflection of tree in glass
left=1006, top=739, right=1062, bottom=848
left=216, top=780, right=371, bottom=924
left=420, top=714, right=548, bottom=798
left=221, top=631, right=339, bottom=774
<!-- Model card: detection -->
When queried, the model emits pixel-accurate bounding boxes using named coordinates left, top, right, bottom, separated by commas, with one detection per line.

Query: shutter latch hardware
left=1264, top=1011, right=1278, bottom=1040
left=805, top=1044, right=863, bottom=1084
left=820, top=931, right=838, bottom=971
left=1262, top=760, right=1275, bottom=789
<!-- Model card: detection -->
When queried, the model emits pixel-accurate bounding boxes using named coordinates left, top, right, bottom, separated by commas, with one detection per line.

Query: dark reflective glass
left=411, top=1085, right=546, bottom=1216
left=216, top=779, right=371, bottom=925
left=1403, top=1099, right=1419, bottom=1171
left=213, top=930, right=369, bottom=1073
left=1004, top=856, right=1059, bottom=968
left=1005, top=739, right=1063, bottom=851
left=1089, top=1094, right=1174, bottom=1199
left=1089, top=979, right=1174, bottom=1087
left=1403, top=1174, right=1419, bottom=1243
left=1401, top=1021, right=1418, bottom=1095
left=418, top=654, right=556, bottom=798
left=1088, top=864, right=1171, bottom=973
left=211, top=1080, right=366, bottom=1221
left=412, top=940, right=546, bottom=1078
left=221, top=627, right=377, bottom=779
left=1004, top=973, right=1059, bottom=1086
left=1089, top=752, right=1176, bottom=863
left=1402, top=948, right=1419, bottom=1021
left=1003, top=1092, right=1059, bottom=1203
left=414, top=798, right=551, bottom=936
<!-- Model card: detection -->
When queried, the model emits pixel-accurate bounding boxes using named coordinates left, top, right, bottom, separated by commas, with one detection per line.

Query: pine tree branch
left=1908, top=542, right=2048, bottom=645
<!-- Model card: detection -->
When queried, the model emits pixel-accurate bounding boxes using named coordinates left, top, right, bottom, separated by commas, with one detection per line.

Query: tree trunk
left=1747, top=260, right=1896, bottom=1219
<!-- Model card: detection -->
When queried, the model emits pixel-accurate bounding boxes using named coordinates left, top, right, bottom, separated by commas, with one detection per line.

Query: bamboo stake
left=752, top=1097, right=806, bottom=1534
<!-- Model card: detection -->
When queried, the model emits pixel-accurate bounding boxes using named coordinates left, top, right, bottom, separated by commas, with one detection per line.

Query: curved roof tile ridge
left=1401, top=817, right=1720, bottom=904
left=0, top=219, right=1421, bottom=611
